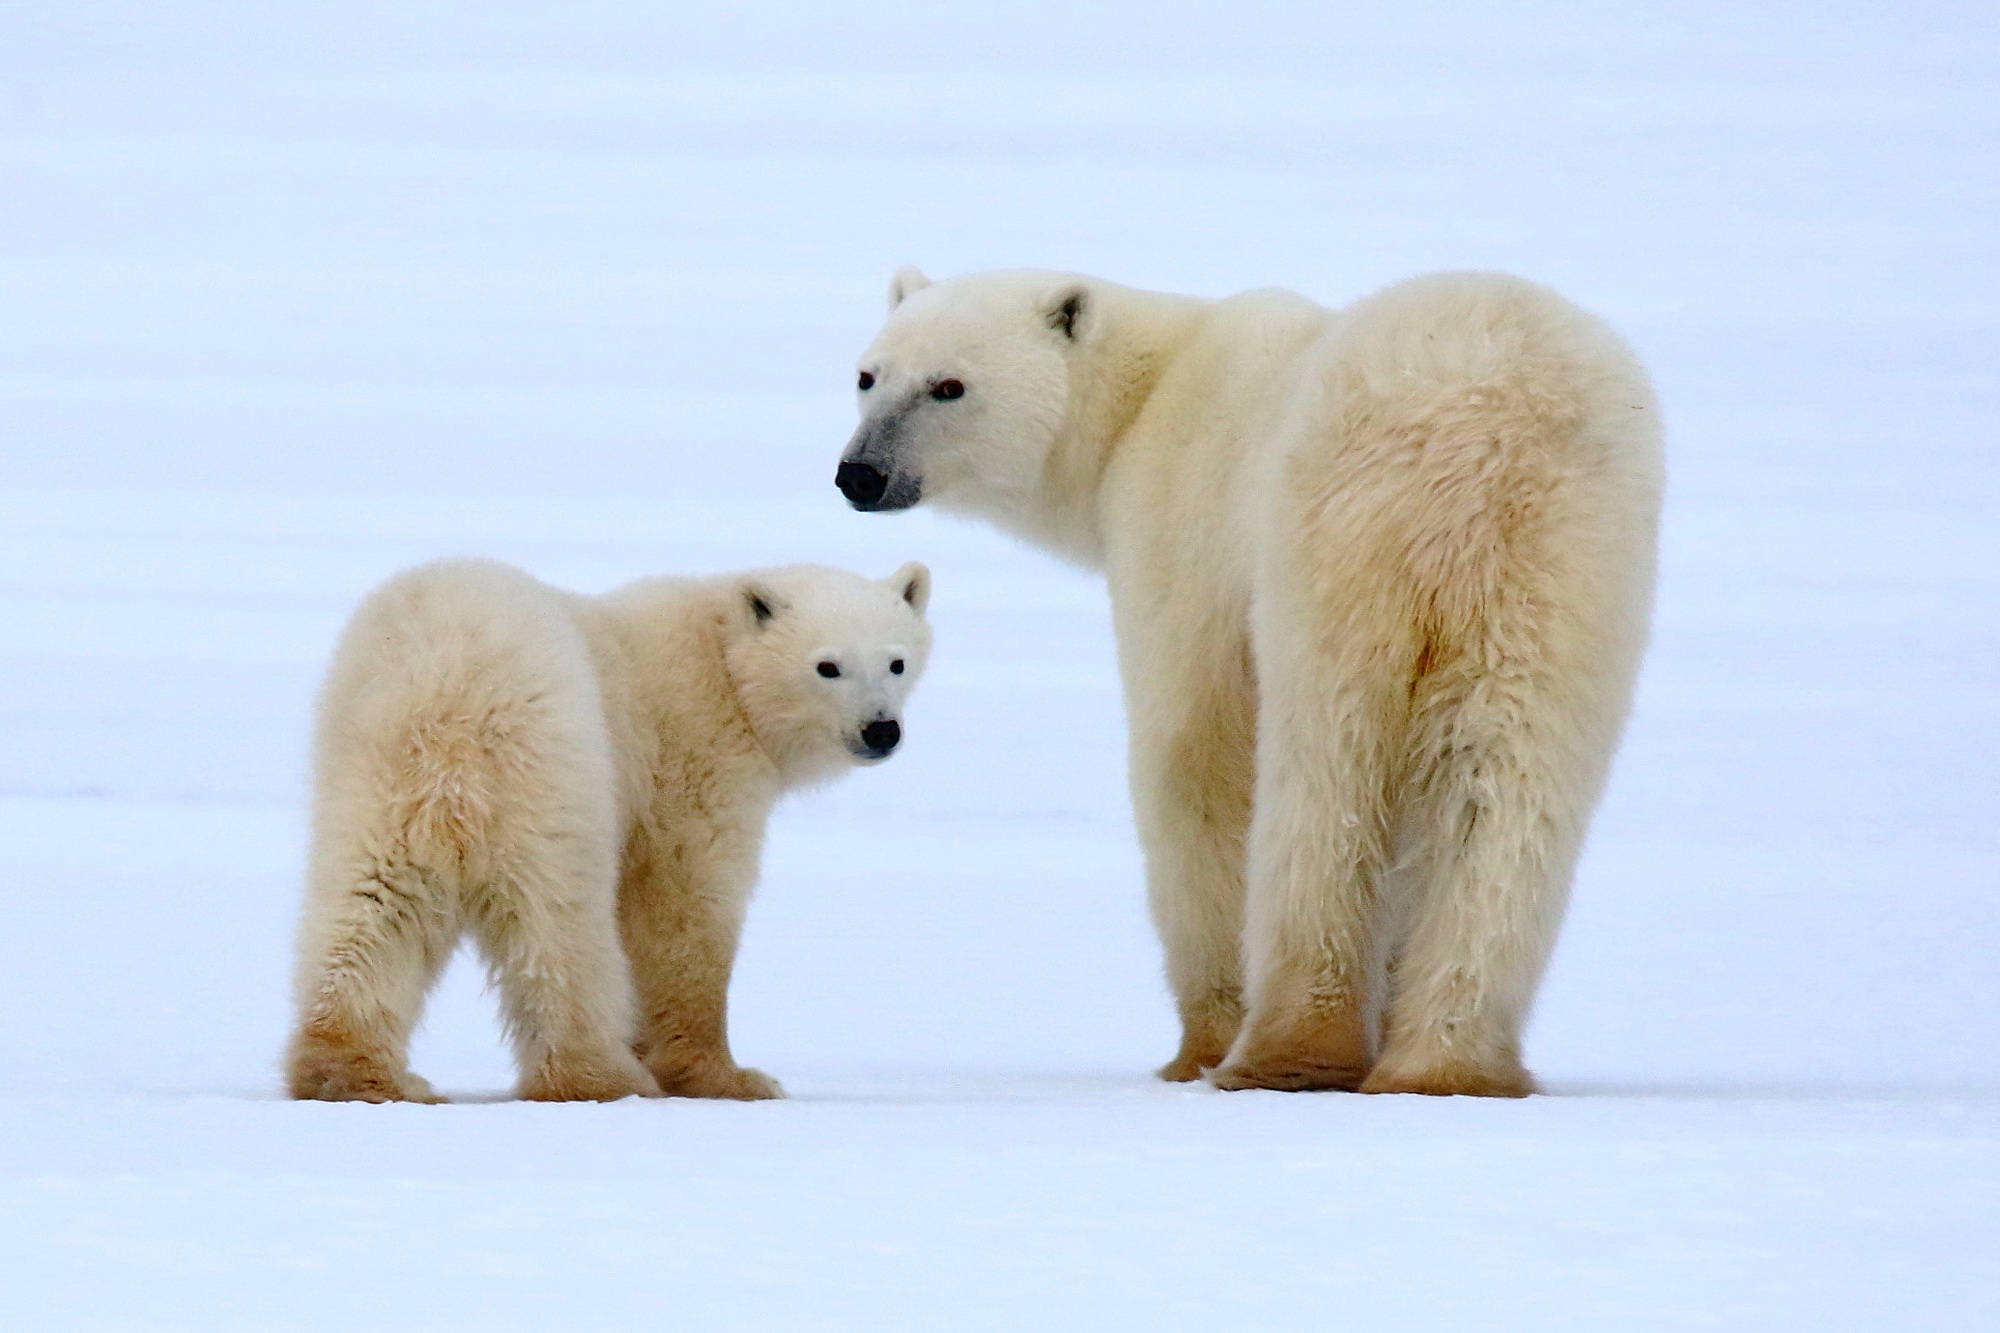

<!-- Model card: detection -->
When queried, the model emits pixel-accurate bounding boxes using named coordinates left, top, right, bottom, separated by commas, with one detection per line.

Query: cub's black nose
left=859, top=719, right=901, bottom=757
left=836, top=461, right=889, bottom=508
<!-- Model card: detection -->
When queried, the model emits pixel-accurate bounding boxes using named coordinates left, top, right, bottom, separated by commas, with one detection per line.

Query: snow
left=1, top=3, right=1996, bottom=1327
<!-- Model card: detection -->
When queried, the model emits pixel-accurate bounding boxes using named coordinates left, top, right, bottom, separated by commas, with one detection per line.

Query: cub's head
left=836, top=267, right=1091, bottom=520
left=724, top=561, right=932, bottom=784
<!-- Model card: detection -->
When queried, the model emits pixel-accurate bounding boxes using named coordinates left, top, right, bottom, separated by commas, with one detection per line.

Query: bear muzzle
left=836, top=460, right=923, bottom=512
left=852, top=718, right=901, bottom=760
left=835, top=460, right=891, bottom=508
left=835, top=416, right=925, bottom=510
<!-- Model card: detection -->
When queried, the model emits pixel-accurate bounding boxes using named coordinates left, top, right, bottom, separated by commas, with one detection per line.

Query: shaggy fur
left=839, top=267, right=1660, bottom=1096
left=286, top=558, right=932, bottom=1103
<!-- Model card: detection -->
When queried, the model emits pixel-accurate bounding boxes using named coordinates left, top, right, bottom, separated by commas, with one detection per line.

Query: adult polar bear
left=837, top=268, right=1661, bottom=1096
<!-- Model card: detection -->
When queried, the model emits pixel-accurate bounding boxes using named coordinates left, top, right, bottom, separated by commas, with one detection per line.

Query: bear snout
left=836, top=456, right=922, bottom=511
left=855, top=718, right=901, bottom=759
left=836, top=460, right=890, bottom=508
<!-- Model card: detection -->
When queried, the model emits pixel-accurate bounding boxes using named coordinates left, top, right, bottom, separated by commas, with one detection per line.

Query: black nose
left=836, top=461, right=889, bottom=508
left=860, top=719, right=901, bottom=756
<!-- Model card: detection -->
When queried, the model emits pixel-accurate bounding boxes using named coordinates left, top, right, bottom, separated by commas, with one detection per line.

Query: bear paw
left=1357, top=1060, right=1537, bottom=1098
left=1156, top=1054, right=1212, bottom=1083
left=1156, top=1029, right=1236, bottom=1083
left=1207, top=1055, right=1368, bottom=1093
left=652, top=1060, right=785, bottom=1101
left=288, top=1035, right=446, bottom=1104
left=519, top=1051, right=662, bottom=1103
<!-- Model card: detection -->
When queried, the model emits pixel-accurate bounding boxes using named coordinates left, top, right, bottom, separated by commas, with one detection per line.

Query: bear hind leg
left=1209, top=670, right=1404, bottom=1093
left=469, top=853, right=661, bottom=1103
left=288, top=862, right=454, bottom=1103
left=1359, top=666, right=1604, bottom=1098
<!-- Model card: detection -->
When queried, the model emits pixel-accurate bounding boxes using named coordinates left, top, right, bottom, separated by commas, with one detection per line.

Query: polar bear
left=837, top=267, right=1660, bottom=1097
left=286, top=557, right=932, bottom=1103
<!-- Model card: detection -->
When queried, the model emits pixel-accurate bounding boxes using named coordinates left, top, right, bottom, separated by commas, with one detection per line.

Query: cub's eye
left=889, top=659, right=905, bottom=675
left=816, top=661, right=841, bottom=679
left=857, top=371, right=875, bottom=391
left=930, top=378, right=965, bottom=401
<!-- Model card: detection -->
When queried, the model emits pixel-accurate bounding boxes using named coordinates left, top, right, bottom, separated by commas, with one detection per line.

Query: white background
left=0, top=3, right=1994, bottom=1327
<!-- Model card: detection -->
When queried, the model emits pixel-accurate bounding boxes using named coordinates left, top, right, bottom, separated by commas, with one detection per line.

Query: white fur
left=842, top=267, right=1661, bottom=1096
left=286, top=558, right=932, bottom=1102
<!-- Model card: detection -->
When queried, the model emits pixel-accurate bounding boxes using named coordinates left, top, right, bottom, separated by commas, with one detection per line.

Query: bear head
left=724, top=561, right=933, bottom=785
left=837, top=267, right=1091, bottom=528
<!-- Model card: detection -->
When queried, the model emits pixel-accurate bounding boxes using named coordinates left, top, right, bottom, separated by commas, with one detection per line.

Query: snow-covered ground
left=1, top=3, right=1995, bottom=1327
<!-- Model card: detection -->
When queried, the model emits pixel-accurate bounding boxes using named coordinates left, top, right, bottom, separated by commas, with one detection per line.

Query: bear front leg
left=1123, top=641, right=1257, bottom=1082
left=618, top=825, right=783, bottom=1101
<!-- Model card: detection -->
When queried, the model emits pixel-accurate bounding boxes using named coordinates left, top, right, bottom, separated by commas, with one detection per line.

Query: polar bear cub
left=286, top=557, right=932, bottom=1103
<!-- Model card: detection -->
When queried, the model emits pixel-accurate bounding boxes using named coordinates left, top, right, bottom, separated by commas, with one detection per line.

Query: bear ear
left=887, top=561, right=931, bottom=617
left=888, top=266, right=931, bottom=311
left=743, top=584, right=778, bottom=625
left=1044, top=283, right=1087, bottom=340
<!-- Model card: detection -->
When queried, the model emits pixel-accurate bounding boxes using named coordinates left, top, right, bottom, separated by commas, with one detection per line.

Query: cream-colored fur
left=286, top=557, right=932, bottom=1103
left=840, top=267, right=1660, bottom=1096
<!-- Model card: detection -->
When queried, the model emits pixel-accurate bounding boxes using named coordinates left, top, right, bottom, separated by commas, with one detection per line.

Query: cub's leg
left=468, top=838, right=659, bottom=1103
left=1120, top=623, right=1257, bottom=1081
left=459, top=695, right=657, bottom=1103
left=619, top=822, right=781, bottom=1100
left=288, top=851, right=455, bottom=1103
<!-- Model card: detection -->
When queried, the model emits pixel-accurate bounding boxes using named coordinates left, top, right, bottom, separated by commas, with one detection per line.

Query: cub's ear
left=887, top=561, right=931, bottom=617
left=742, top=583, right=778, bottom=625
left=1044, top=283, right=1087, bottom=340
left=889, top=265, right=931, bottom=311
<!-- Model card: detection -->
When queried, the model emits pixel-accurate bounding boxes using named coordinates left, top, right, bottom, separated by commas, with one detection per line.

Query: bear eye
left=857, top=371, right=875, bottom=391
left=890, top=659, right=905, bottom=675
left=816, top=661, right=841, bottom=679
left=930, top=378, right=965, bottom=401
